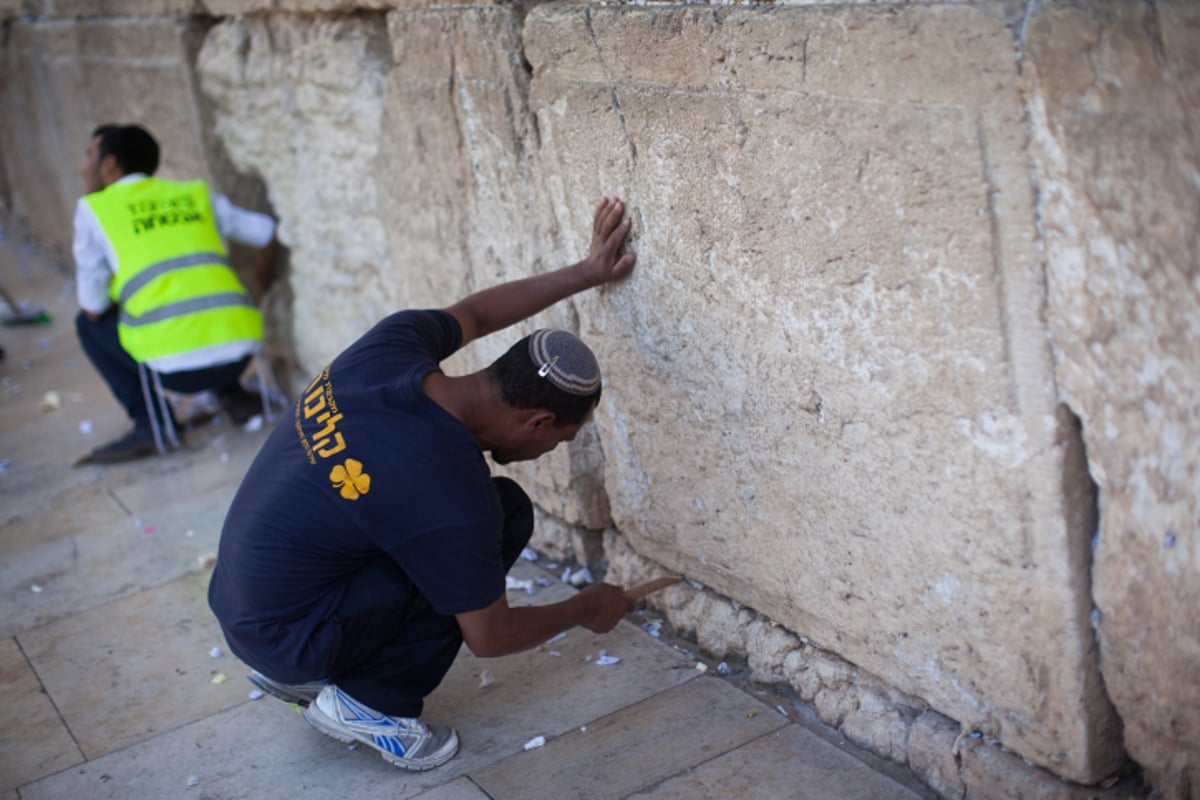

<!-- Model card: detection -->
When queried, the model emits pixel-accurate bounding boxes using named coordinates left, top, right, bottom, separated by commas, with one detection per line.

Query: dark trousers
left=75, top=309, right=250, bottom=428
left=324, top=476, right=534, bottom=718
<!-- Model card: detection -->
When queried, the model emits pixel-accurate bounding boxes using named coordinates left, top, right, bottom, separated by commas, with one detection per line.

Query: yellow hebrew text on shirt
left=330, top=458, right=370, bottom=501
left=294, top=367, right=347, bottom=465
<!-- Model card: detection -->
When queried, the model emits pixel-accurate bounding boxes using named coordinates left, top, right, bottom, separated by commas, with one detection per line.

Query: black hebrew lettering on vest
left=128, top=194, right=206, bottom=235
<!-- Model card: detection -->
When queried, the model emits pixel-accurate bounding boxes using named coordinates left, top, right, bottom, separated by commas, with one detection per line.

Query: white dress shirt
left=73, top=173, right=276, bottom=373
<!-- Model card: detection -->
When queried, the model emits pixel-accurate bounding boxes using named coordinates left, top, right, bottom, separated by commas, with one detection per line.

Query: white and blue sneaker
left=302, top=685, right=460, bottom=771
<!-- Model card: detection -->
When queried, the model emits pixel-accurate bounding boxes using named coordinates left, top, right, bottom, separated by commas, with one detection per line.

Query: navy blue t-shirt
left=208, top=310, right=506, bottom=680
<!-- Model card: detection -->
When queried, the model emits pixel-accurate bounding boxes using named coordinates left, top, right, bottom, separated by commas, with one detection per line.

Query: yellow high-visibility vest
left=84, top=177, right=262, bottom=364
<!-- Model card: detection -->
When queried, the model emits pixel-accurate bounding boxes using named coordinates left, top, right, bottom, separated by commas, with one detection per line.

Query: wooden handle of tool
left=624, top=576, right=682, bottom=601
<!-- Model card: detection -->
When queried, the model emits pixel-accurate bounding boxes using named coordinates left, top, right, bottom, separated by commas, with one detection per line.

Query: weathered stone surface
left=1024, top=2, right=1200, bottom=797
left=906, top=711, right=964, bottom=800
left=4, top=0, right=1197, bottom=795
left=198, top=14, right=393, bottom=381
left=32, top=0, right=202, bottom=16
left=527, top=2, right=1118, bottom=782
left=1, top=17, right=216, bottom=247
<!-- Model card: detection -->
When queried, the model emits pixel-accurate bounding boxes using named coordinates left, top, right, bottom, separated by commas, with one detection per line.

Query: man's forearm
left=449, top=261, right=595, bottom=346
left=462, top=592, right=591, bottom=658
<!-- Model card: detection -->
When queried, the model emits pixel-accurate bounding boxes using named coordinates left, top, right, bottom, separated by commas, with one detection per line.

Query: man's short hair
left=93, top=124, right=160, bottom=177
left=487, top=330, right=602, bottom=427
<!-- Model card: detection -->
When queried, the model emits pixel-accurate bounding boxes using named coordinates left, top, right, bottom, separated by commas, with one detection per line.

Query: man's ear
left=99, top=154, right=121, bottom=184
left=526, top=409, right=556, bottom=430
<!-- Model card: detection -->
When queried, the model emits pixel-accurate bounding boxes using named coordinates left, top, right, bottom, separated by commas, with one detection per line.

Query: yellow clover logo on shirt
left=330, top=458, right=370, bottom=501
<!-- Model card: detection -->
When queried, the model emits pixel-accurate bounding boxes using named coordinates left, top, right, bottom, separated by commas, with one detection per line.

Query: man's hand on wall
left=579, top=197, right=637, bottom=288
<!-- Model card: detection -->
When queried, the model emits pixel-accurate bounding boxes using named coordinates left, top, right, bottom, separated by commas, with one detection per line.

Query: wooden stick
left=624, top=575, right=683, bottom=601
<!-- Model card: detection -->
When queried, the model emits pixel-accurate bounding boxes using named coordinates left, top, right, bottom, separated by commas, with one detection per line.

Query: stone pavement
left=0, top=236, right=930, bottom=799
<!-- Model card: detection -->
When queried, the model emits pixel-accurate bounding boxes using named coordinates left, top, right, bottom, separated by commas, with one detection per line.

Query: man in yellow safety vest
left=73, top=124, right=279, bottom=464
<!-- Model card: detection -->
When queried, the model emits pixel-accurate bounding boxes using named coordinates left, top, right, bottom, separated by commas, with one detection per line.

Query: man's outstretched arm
left=455, top=583, right=633, bottom=658
left=444, top=197, right=636, bottom=348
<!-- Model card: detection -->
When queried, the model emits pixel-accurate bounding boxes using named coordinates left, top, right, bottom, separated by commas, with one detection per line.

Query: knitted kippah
left=528, top=329, right=601, bottom=396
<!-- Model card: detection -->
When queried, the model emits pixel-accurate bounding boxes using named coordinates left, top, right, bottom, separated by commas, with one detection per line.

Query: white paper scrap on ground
left=248, top=689, right=264, bottom=700
left=478, top=669, right=495, bottom=689
left=545, top=632, right=567, bottom=644
left=505, top=576, right=535, bottom=594
left=209, top=647, right=223, bottom=659
left=568, top=567, right=594, bottom=586
left=523, top=735, right=546, bottom=751
left=596, top=649, right=620, bottom=666
left=520, top=547, right=538, bottom=562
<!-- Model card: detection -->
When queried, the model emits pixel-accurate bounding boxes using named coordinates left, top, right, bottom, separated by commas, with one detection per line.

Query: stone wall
left=1, top=1, right=1196, bottom=797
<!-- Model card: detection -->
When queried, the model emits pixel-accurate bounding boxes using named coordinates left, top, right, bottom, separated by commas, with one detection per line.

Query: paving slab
left=411, top=777, right=493, bottom=800
left=0, top=491, right=239, bottom=638
left=0, top=637, right=82, bottom=793
left=17, top=571, right=243, bottom=760
left=626, top=723, right=924, bottom=800
left=473, top=676, right=789, bottom=800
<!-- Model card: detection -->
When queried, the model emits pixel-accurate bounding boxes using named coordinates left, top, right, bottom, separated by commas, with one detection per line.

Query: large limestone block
left=526, top=2, right=1120, bottom=782
left=200, top=0, right=502, bottom=16
left=198, top=14, right=392, bottom=376
left=1025, top=2, right=1200, bottom=796
left=31, top=0, right=201, bottom=16
left=377, top=7, right=610, bottom=528
left=1, top=17, right=213, bottom=248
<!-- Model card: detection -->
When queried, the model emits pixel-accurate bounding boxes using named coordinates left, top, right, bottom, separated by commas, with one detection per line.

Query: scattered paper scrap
left=244, top=415, right=264, bottom=432
left=776, top=705, right=789, bottom=717
left=505, top=576, right=535, bottom=594
left=31, top=584, right=43, bottom=594
left=249, top=689, right=264, bottom=700
left=478, top=670, right=495, bottom=689
left=568, top=567, right=594, bottom=587
left=209, top=647, right=223, bottom=659
left=523, top=735, right=546, bottom=751
left=695, top=663, right=708, bottom=673
left=548, top=650, right=561, bottom=657
left=545, top=632, right=567, bottom=645
left=595, top=649, right=620, bottom=666
left=520, top=547, right=538, bottom=562
left=716, top=662, right=731, bottom=676
left=580, top=725, right=587, bottom=733
left=211, top=673, right=228, bottom=684
left=186, top=775, right=200, bottom=787
left=79, top=420, right=93, bottom=436
left=41, top=390, right=61, bottom=411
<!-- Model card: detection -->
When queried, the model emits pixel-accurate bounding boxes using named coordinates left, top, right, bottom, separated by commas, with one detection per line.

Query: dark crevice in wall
left=1057, top=402, right=1133, bottom=780
left=181, top=13, right=299, bottom=391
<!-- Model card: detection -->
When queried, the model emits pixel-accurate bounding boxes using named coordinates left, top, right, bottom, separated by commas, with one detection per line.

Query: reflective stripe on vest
left=120, top=292, right=257, bottom=327
left=83, top=178, right=262, bottom=365
left=117, top=251, right=231, bottom=306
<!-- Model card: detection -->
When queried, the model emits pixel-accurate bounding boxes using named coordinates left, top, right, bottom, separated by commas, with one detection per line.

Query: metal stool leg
left=137, top=362, right=179, bottom=455
left=137, top=362, right=167, bottom=456
left=149, top=368, right=181, bottom=450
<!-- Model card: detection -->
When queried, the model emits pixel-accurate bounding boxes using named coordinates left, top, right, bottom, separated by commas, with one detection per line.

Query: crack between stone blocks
left=583, top=8, right=638, bottom=174
left=445, top=44, right=475, bottom=291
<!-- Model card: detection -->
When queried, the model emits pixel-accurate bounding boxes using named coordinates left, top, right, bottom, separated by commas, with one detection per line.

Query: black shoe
left=220, top=385, right=265, bottom=426
left=80, top=425, right=159, bottom=465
